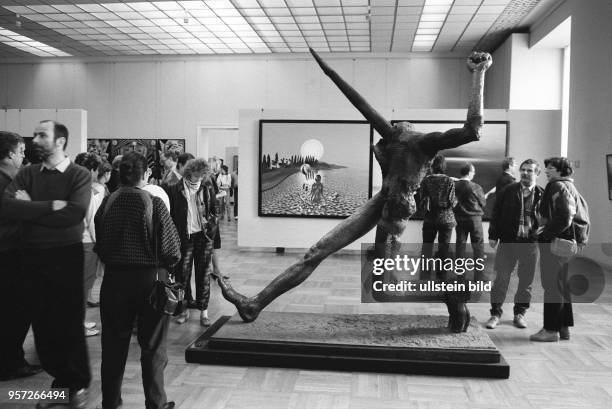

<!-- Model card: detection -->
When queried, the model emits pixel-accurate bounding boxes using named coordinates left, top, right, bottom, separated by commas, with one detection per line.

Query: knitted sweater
left=419, top=174, right=457, bottom=226
left=1, top=162, right=91, bottom=248
left=94, top=188, right=181, bottom=269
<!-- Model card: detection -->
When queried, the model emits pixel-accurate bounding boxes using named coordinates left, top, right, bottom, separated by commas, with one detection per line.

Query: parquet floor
left=2, top=214, right=612, bottom=409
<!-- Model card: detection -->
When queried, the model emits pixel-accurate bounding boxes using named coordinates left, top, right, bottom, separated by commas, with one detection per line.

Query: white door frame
left=196, top=125, right=238, bottom=160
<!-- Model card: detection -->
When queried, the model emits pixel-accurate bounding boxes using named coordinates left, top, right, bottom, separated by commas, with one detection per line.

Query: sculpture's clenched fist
left=467, top=51, right=492, bottom=72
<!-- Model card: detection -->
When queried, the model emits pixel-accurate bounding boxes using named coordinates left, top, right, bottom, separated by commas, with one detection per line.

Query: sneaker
left=485, top=316, right=500, bottom=329
left=560, top=326, right=570, bottom=340
left=529, top=328, right=559, bottom=342
left=85, top=328, right=100, bottom=337
left=84, top=322, right=96, bottom=330
left=513, top=314, right=527, bottom=329
left=175, top=309, right=190, bottom=324
left=200, top=311, right=211, bottom=327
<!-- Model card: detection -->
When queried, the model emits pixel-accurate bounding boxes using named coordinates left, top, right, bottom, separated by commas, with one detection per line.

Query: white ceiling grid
left=0, top=0, right=529, bottom=57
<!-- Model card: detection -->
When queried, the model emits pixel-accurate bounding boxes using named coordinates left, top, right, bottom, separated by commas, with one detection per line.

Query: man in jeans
left=487, top=159, right=543, bottom=330
left=1, top=121, right=92, bottom=408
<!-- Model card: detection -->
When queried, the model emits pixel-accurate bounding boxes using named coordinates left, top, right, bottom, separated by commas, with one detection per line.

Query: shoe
left=560, top=326, right=570, bottom=340
left=86, top=300, right=99, bottom=308
left=529, top=328, right=559, bottom=342
left=513, top=313, right=528, bottom=329
left=36, top=388, right=87, bottom=409
left=85, top=327, right=100, bottom=337
left=234, top=216, right=238, bottom=220
left=0, top=362, right=43, bottom=381
left=485, top=316, right=500, bottom=329
left=163, top=402, right=175, bottom=409
left=69, top=388, right=88, bottom=409
left=175, top=309, right=190, bottom=324
left=200, top=311, right=211, bottom=327
left=84, top=322, right=97, bottom=330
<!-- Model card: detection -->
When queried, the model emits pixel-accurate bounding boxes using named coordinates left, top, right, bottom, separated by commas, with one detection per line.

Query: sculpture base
left=185, top=312, right=509, bottom=379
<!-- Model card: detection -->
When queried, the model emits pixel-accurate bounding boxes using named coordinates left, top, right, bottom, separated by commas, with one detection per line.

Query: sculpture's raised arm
left=309, top=48, right=393, bottom=140
left=419, top=51, right=492, bottom=155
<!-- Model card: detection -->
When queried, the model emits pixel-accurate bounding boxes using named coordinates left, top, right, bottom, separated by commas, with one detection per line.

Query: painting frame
left=607, top=154, right=612, bottom=201
left=374, top=120, right=510, bottom=221
left=258, top=119, right=373, bottom=219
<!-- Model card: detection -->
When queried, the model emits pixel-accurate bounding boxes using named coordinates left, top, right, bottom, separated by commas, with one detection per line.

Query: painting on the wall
left=259, top=120, right=372, bottom=218
left=87, top=138, right=185, bottom=181
left=371, top=121, right=509, bottom=220
left=607, top=154, right=612, bottom=200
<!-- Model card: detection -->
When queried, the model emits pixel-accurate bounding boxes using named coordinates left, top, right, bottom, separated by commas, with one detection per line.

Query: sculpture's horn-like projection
left=309, top=48, right=393, bottom=139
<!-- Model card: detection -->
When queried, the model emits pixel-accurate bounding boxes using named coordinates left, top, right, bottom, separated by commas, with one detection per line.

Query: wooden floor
left=2, top=216, right=612, bottom=409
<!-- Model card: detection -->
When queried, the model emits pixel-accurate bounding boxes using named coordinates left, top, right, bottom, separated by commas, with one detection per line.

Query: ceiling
left=0, top=0, right=554, bottom=58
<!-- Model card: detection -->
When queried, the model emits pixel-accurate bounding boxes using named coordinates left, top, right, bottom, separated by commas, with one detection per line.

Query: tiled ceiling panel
left=0, top=0, right=546, bottom=57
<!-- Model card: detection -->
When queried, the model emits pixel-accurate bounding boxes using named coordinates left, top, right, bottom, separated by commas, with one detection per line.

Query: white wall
left=485, top=33, right=563, bottom=110
left=508, top=34, right=564, bottom=109
left=238, top=108, right=561, bottom=250
left=0, top=54, right=472, bottom=156
left=0, top=109, right=87, bottom=159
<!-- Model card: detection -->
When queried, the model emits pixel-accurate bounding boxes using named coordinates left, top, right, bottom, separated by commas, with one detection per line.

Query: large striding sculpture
left=216, top=49, right=492, bottom=333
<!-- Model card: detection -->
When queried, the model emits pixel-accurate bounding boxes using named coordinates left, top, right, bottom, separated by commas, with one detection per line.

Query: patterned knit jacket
left=94, top=188, right=181, bottom=269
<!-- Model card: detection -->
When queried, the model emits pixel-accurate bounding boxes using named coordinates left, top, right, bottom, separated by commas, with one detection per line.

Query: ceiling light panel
left=0, top=27, right=71, bottom=57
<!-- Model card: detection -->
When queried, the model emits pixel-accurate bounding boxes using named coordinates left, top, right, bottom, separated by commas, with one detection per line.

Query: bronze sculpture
left=216, top=49, right=492, bottom=333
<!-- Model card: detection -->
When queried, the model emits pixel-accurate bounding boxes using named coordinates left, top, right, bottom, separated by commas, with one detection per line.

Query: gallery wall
left=0, top=109, right=87, bottom=160
left=239, top=108, right=561, bottom=251
left=0, top=53, right=472, bottom=157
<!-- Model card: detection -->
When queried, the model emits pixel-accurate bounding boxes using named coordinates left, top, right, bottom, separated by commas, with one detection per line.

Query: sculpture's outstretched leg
left=217, top=192, right=387, bottom=322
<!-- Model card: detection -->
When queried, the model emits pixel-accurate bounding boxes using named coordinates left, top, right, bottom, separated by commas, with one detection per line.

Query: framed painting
left=259, top=120, right=372, bottom=218
left=372, top=120, right=510, bottom=220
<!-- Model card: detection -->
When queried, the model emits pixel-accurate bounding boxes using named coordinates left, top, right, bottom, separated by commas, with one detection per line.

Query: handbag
left=550, top=237, right=578, bottom=258
left=149, top=271, right=186, bottom=316
left=550, top=223, right=578, bottom=258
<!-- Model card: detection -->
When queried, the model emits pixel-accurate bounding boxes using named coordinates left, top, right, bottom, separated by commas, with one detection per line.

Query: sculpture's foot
left=213, top=274, right=261, bottom=322
left=446, top=301, right=471, bottom=333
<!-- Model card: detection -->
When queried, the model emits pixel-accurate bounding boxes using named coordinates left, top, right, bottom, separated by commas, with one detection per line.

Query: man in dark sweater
left=453, top=162, right=486, bottom=279
left=1, top=120, right=91, bottom=408
left=487, top=159, right=543, bottom=331
left=0, top=131, right=43, bottom=381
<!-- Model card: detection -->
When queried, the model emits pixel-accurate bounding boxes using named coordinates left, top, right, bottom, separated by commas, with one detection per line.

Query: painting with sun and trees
left=258, top=120, right=373, bottom=218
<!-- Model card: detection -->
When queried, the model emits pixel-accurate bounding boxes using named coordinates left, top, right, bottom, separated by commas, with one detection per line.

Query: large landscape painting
left=259, top=120, right=372, bottom=218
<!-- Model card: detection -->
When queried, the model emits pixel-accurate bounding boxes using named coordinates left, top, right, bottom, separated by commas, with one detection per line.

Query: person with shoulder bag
left=94, top=152, right=181, bottom=409
left=530, top=157, right=590, bottom=342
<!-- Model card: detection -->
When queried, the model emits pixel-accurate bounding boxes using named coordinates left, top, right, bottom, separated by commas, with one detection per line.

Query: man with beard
left=0, top=131, right=43, bottom=381
left=487, top=159, right=543, bottom=330
left=1, top=120, right=92, bottom=408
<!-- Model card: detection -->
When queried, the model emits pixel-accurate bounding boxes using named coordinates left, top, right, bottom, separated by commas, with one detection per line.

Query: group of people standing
left=0, top=123, right=237, bottom=409
left=418, top=155, right=590, bottom=342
